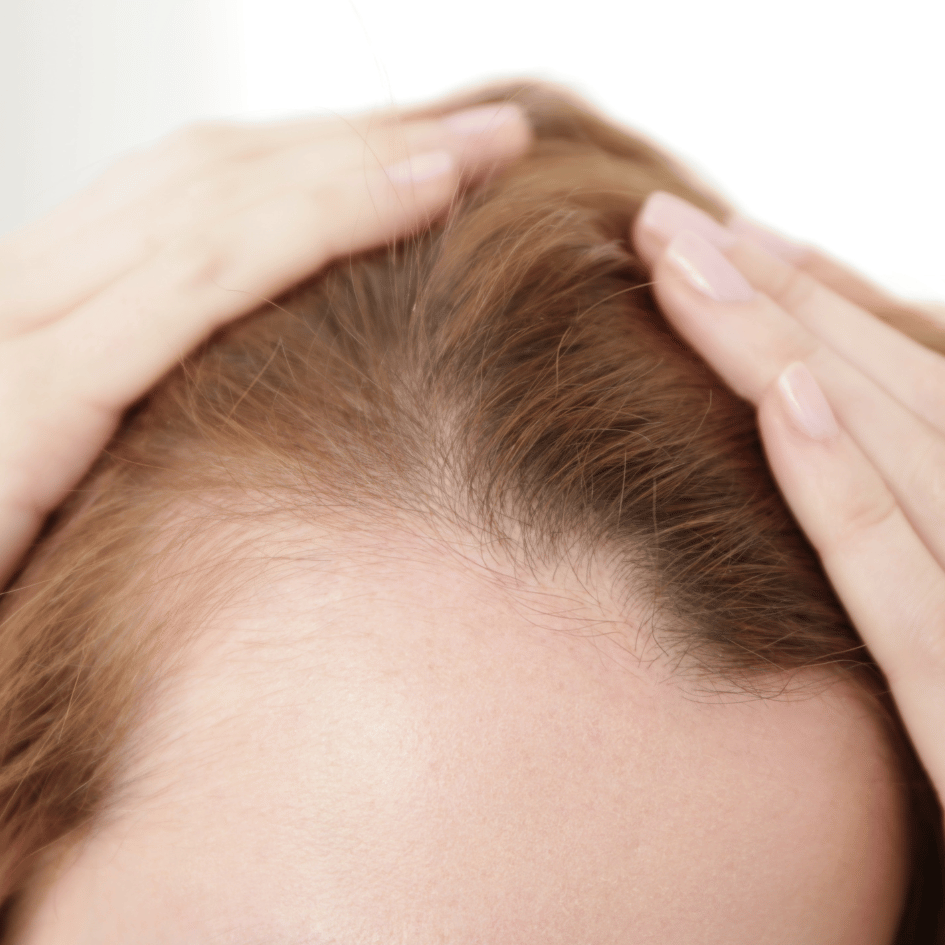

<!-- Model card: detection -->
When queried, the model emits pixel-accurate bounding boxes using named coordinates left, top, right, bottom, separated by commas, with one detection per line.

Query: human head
left=0, top=83, right=942, bottom=942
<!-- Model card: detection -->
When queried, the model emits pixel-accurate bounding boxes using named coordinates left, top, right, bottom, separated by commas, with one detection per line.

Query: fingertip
left=631, top=191, right=666, bottom=270
left=756, top=367, right=840, bottom=499
left=663, top=230, right=755, bottom=303
left=442, top=102, right=528, bottom=142
left=776, top=362, right=841, bottom=444
left=367, top=149, right=460, bottom=238
left=497, top=101, right=535, bottom=158
left=445, top=101, right=534, bottom=177
left=633, top=190, right=735, bottom=271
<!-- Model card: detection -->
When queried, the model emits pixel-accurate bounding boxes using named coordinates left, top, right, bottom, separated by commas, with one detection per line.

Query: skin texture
left=11, top=524, right=911, bottom=945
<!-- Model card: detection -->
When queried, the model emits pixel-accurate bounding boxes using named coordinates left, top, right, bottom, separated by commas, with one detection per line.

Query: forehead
left=15, top=541, right=909, bottom=945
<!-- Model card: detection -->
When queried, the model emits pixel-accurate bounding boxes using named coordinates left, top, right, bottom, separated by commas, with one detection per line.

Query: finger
left=728, top=214, right=945, bottom=355
left=727, top=214, right=895, bottom=310
left=634, top=192, right=945, bottom=432
left=399, top=77, right=736, bottom=213
left=648, top=230, right=945, bottom=569
left=0, top=117, right=415, bottom=330
left=723, top=238, right=945, bottom=437
left=40, top=150, right=478, bottom=409
left=758, top=367, right=945, bottom=802
left=0, top=105, right=419, bottom=263
left=0, top=103, right=530, bottom=335
left=638, top=192, right=945, bottom=345
left=0, top=119, right=365, bottom=330
left=0, top=117, right=356, bottom=267
left=869, top=302, right=945, bottom=358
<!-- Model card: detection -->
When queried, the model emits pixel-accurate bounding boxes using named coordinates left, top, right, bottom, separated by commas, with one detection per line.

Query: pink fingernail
left=728, top=216, right=810, bottom=264
left=442, top=103, right=524, bottom=137
left=777, top=362, right=840, bottom=442
left=637, top=191, right=737, bottom=252
left=384, top=149, right=454, bottom=184
left=665, top=231, right=755, bottom=302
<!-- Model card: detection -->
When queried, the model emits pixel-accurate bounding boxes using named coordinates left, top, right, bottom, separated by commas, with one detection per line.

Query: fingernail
left=442, top=102, right=524, bottom=137
left=384, top=149, right=454, bottom=184
left=665, top=231, right=755, bottom=302
left=727, top=215, right=810, bottom=264
left=637, top=191, right=737, bottom=252
left=777, top=362, right=840, bottom=442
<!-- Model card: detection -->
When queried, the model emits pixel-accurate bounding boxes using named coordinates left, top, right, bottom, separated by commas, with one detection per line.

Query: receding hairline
left=122, top=490, right=894, bottom=715
left=7, top=525, right=914, bottom=945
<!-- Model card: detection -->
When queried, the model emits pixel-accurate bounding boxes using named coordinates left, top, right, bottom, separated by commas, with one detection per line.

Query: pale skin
left=0, top=81, right=942, bottom=940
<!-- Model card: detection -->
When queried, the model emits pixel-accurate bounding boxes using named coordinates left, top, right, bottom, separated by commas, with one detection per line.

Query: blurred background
left=1, top=0, right=942, bottom=299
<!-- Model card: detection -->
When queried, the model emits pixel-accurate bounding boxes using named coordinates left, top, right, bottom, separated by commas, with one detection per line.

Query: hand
left=632, top=191, right=945, bottom=804
left=0, top=97, right=532, bottom=587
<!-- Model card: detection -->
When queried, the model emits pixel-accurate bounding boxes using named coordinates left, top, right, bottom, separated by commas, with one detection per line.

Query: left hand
left=632, top=190, right=945, bottom=808
left=0, top=96, right=532, bottom=587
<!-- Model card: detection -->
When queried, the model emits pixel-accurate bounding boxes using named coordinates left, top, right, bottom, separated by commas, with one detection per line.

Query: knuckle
left=897, top=587, right=945, bottom=682
left=766, top=263, right=822, bottom=316
left=829, top=489, right=901, bottom=555
left=165, top=121, right=241, bottom=164
left=162, top=230, right=227, bottom=299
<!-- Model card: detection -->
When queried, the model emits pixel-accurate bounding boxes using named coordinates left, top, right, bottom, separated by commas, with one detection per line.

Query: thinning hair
left=0, top=84, right=942, bottom=941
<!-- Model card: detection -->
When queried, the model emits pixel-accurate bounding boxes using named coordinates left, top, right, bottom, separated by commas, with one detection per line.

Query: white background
left=1, top=0, right=942, bottom=300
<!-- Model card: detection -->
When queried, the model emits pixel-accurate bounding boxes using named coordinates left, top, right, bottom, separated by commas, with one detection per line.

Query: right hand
left=633, top=190, right=945, bottom=808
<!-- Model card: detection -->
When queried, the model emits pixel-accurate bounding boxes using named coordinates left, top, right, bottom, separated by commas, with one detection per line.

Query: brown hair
left=0, top=83, right=942, bottom=941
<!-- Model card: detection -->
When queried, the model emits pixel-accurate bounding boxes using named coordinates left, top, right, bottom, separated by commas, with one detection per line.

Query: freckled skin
left=12, top=532, right=910, bottom=945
